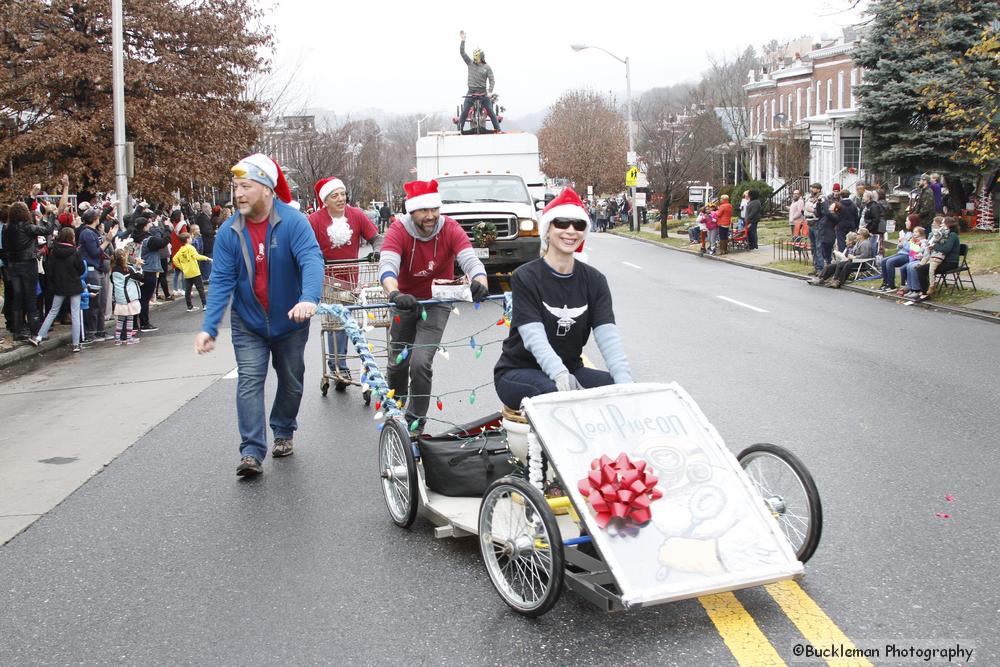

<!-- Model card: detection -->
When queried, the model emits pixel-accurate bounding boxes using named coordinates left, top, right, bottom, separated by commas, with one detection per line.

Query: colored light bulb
left=421, top=308, right=427, bottom=321
left=469, top=391, right=477, bottom=405
left=436, top=398, right=443, bottom=411
left=475, top=347, right=483, bottom=359
left=469, top=336, right=477, bottom=349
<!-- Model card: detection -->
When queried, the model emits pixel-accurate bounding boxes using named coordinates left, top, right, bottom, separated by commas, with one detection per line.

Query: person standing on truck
left=378, top=179, right=490, bottom=434
left=458, top=30, right=501, bottom=132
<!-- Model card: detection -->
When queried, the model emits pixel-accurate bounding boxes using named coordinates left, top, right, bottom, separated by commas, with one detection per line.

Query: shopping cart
left=319, top=258, right=390, bottom=403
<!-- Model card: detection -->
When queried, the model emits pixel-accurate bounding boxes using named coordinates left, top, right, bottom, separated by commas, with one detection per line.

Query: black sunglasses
left=550, top=218, right=588, bottom=232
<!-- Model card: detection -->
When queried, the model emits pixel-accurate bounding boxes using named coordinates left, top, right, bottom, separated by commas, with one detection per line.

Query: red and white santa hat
left=539, top=188, right=589, bottom=257
left=404, top=179, right=442, bottom=213
left=231, top=153, right=292, bottom=203
left=315, top=176, right=346, bottom=204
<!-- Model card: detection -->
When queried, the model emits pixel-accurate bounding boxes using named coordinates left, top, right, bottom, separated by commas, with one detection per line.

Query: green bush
left=719, top=179, right=774, bottom=205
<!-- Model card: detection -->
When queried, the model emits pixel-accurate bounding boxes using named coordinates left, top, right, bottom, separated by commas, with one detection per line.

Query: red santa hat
left=404, top=179, right=442, bottom=213
left=230, top=153, right=292, bottom=203
left=315, top=176, right=346, bottom=204
left=539, top=188, right=589, bottom=257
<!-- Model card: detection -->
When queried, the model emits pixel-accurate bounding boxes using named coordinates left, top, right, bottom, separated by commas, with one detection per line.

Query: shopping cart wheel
left=379, top=417, right=418, bottom=528
left=334, top=379, right=349, bottom=392
left=320, top=378, right=330, bottom=397
left=363, top=388, right=372, bottom=406
left=479, top=476, right=564, bottom=617
left=737, top=443, right=822, bottom=563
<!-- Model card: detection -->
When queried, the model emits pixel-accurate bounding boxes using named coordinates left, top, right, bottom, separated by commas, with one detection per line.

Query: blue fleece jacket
left=201, top=199, right=323, bottom=339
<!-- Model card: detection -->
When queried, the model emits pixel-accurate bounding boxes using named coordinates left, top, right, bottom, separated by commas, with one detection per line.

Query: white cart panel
left=522, top=382, right=803, bottom=609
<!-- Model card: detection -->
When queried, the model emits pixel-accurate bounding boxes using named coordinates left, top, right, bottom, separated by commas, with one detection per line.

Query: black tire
left=737, top=443, right=822, bottom=563
left=320, top=378, right=330, bottom=397
left=379, top=417, right=418, bottom=528
left=363, top=389, right=372, bottom=406
left=478, top=477, right=564, bottom=617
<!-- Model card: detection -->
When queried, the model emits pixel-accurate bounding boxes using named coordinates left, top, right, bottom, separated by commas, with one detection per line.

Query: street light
left=416, top=114, right=430, bottom=141
left=571, top=43, right=639, bottom=232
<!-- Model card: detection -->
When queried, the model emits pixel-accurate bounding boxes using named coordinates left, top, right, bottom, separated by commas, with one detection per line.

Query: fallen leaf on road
left=944, top=495, right=955, bottom=502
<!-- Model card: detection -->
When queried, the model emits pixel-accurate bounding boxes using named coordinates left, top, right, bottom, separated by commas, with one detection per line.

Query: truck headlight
left=519, top=219, right=535, bottom=232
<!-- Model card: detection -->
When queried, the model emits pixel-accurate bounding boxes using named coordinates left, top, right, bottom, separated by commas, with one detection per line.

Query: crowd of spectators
left=0, top=175, right=228, bottom=351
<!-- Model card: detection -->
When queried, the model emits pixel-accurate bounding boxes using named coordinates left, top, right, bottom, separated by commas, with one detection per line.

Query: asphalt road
left=1, top=234, right=996, bottom=665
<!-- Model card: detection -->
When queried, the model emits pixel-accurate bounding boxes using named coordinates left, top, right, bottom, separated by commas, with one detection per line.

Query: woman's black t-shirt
left=494, top=258, right=615, bottom=378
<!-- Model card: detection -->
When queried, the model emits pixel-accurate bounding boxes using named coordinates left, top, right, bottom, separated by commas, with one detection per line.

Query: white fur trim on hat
left=538, top=203, right=590, bottom=250
left=318, top=178, right=346, bottom=203
left=405, top=192, right=442, bottom=213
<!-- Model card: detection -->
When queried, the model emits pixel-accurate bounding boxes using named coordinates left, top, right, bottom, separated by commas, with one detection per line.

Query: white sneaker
left=187, top=306, right=200, bottom=312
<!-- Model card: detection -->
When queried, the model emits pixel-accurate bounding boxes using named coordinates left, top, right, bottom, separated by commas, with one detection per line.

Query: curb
left=612, top=230, right=1000, bottom=325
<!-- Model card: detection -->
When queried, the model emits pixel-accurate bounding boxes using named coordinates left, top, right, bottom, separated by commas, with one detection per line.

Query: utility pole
left=112, top=0, right=128, bottom=222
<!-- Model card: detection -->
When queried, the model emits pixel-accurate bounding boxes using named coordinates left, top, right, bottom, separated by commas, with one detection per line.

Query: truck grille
left=453, top=214, right=518, bottom=241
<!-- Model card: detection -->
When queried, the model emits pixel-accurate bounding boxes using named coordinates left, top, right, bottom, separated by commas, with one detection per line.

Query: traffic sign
left=626, top=166, right=639, bottom=187
left=635, top=192, right=646, bottom=207
left=627, top=151, right=637, bottom=165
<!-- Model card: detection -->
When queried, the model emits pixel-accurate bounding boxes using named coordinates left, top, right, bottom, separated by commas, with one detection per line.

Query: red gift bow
left=577, top=453, right=663, bottom=529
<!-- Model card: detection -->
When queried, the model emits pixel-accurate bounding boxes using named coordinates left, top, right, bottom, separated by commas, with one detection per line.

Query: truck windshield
left=437, top=176, right=531, bottom=205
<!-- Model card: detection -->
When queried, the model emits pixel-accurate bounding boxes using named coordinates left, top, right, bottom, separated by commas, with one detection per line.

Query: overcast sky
left=267, top=0, right=867, bottom=120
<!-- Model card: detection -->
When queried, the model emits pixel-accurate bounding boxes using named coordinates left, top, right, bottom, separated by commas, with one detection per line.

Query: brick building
left=744, top=30, right=865, bottom=195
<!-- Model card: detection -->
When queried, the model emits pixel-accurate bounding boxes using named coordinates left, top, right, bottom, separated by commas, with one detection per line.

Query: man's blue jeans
left=231, top=311, right=310, bottom=461
left=807, top=225, right=822, bottom=272
left=324, top=330, right=349, bottom=372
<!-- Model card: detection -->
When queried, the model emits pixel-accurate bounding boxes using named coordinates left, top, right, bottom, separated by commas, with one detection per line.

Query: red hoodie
left=381, top=216, right=473, bottom=299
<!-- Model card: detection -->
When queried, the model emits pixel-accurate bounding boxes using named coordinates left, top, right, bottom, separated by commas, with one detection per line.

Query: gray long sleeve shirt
left=460, top=40, right=494, bottom=93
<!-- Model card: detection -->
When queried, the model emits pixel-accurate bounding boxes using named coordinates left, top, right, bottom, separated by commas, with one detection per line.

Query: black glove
left=470, top=280, right=489, bottom=303
left=365, top=251, right=380, bottom=263
left=388, top=290, right=418, bottom=311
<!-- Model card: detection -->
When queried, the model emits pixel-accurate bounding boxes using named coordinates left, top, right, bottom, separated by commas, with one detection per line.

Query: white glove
left=554, top=371, right=582, bottom=392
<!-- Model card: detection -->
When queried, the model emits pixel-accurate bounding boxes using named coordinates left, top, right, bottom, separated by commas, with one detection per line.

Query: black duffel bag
left=419, top=429, right=515, bottom=497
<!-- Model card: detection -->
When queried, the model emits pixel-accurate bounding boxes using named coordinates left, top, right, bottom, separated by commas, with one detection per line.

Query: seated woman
left=494, top=188, right=633, bottom=410
left=879, top=214, right=919, bottom=291
left=896, top=225, right=926, bottom=296
left=808, top=228, right=874, bottom=288
left=907, top=217, right=960, bottom=300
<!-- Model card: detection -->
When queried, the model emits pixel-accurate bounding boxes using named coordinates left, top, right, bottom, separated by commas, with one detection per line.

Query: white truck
left=416, top=131, right=544, bottom=274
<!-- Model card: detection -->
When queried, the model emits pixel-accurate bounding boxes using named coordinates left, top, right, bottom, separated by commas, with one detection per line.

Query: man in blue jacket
left=196, top=153, right=324, bottom=477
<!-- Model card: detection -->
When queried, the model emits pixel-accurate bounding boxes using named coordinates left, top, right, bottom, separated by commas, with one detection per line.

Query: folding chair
left=934, top=243, right=976, bottom=294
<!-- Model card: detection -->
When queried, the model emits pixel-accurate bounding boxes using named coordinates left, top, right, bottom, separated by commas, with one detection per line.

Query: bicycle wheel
left=478, top=477, right=564, bottom=617
left=738, top=443, right=822, bottom=563
left=379, top=418, right=418, bottom=528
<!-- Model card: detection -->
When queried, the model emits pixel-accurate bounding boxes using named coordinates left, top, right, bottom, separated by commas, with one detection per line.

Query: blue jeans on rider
left=494, top=367, right=614, bottom=410
left=231, top=311, right=310, bottom=462
left=325, top=329, right=350, bottom=372
left=459, top=91, right=500, bottom=131
left=881, top=252, right=910, bottom=288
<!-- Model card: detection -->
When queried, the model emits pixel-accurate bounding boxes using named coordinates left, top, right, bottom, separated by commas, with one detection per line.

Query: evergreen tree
left=852, top=0, right=995, bottom=176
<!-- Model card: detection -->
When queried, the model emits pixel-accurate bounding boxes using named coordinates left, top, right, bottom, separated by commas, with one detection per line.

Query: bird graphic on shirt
left=256, top=242, right=265, bottom=262
left=542, top=302, right=588, bottom=336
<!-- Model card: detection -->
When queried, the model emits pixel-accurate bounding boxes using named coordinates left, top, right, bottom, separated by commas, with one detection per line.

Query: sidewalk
left=622, top=225, right=1000, bottom=322
left=0, top=296, right=178, bottom=370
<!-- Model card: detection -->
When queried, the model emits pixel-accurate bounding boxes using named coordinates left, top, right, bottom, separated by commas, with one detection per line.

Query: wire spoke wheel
left=478, top=477, right=564, bottom=617
left=379, top=418, right=418, bottom=528
left=738, top=443, right=822, bottom=563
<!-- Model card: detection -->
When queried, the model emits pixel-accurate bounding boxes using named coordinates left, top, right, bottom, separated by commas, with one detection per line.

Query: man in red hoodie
left=308, top=176, right=383, bottom=384
left=378, top=179, right=489, bottom=431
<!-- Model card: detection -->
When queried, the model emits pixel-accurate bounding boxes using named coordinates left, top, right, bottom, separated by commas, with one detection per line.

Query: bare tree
left=538, top=89, right=627, bottom=195
left=698, top=47, right=758, bottom=181
left=636, top=92, right=728, bottom=237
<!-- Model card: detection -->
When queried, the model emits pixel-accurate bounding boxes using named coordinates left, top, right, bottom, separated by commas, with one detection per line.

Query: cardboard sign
left=522, top=382, right=803, bottom=609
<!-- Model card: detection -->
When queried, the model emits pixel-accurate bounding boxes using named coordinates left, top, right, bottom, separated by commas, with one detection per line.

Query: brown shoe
left=272, top=437, right=294, bottom=458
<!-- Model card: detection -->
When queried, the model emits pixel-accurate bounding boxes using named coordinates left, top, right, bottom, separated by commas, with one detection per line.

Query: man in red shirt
left=308, top=176, right=383, bottom=385
left=378, top=179, right=489, bottom=431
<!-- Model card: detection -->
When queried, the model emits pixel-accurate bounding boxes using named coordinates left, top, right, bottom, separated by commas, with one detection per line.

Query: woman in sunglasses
left=494, top=188, right=633, bottom=410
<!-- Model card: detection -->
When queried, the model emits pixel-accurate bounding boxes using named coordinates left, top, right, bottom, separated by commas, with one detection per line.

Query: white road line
left=716, top=295, right=769, bottom=313
left=622, top=261, right=643, bottom=270
left=223, top=367, right=238, bottom=379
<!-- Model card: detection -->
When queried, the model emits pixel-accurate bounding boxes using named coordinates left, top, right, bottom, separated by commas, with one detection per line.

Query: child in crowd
left=809, top=228, right=874, bottom=288
left=110, top=248, right=142, bottom=345
left=29, top=227, right=85, bottom=351
left=171, top=232, right=211, bottom=312
left=896, top=226, right=926, bottom=296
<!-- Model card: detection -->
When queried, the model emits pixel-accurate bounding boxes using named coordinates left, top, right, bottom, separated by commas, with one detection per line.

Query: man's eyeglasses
left=550, top=218, right=587, bottom=232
